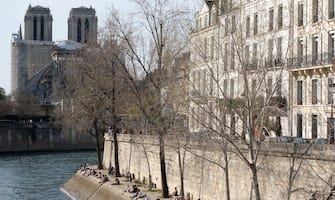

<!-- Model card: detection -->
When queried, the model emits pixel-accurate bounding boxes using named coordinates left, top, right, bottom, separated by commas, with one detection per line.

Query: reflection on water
left=0, top=151, right=96, bottom=200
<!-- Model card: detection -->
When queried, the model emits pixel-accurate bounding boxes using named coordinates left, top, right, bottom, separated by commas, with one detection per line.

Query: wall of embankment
left=0, top=122, right=96, bottom=152
left=103, top=134, right=335, bottom=200
left=61, top=171, right=127, bottom=200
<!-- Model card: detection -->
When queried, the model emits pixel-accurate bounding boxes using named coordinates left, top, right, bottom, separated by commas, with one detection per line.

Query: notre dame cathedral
left=11, top=5, right=97, bottom=104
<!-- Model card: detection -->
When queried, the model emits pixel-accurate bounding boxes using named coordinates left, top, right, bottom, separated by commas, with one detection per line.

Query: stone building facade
left=11, top=5, right=97, bottom=104
left=189, top=0, right=335, bottom=140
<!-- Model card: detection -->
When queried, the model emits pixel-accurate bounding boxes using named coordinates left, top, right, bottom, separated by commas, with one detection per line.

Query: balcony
left=287, top=53, right=335, bottom=70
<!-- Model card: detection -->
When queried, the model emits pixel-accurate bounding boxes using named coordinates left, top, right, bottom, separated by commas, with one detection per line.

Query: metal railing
left=287, top=53, right=335, bottom=69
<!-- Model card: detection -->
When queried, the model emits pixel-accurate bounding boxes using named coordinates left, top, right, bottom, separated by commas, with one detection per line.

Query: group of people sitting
left=79, top=163, right=110, bottom=184
left=80, top=163, right=96, bottom=177
left=124, top=184, right=150, bottom=200
left=79, top=164, right=154, bottom=199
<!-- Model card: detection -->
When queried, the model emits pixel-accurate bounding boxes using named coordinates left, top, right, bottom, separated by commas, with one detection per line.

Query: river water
left=0, top=150, right=97, bottom=200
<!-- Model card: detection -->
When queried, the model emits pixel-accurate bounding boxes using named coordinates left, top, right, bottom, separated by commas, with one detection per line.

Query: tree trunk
left=223, top=149, right=231, bottom=200
left=113, top=132, right=121, bottom=176
left=142, top=134, right=153, bottom=190
left=111, top=57, right=121, bottom=177
left=251, top=163, right=261, bottom=200
left=177, top=148, right=185, bottom=199
left=94, top=122, right=103, bottom=169
left=159, top=134, right=169, bottom=197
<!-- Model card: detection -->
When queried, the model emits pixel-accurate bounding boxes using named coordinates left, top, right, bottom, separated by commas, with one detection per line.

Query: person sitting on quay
left=111, top=178, right=120, bottom=185
left=123, top=184, right=130, bottom=193
left=143, top=194, right=150, bottom=200
left=130, top=185, right=139, bottom=193
left=109, top=166, right=115, bottom=176
left=83, top=167, right=91, bottom=177
left=172, top=187, right=179, bottom=200
left=132, top=190, right=145, bottom=200
left=96, top=172, right=102, bottom=179
left=99, top=174, right=109, bottom=184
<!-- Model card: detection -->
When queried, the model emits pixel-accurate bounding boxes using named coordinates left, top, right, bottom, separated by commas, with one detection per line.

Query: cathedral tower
left=11, top=5, right=54, bottom=93
left=24, top=5, right=52, bottom=41
left=68, top=7, right=97, bottom=44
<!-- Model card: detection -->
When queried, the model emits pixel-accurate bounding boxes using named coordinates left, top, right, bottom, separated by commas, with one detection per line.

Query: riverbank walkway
left=97, top=168, right=175, bottom=200
left=62, top=165, right=176, bottom=200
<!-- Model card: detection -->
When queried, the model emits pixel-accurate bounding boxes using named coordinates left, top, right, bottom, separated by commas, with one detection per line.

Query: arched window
left=40, top=16, right=44, bottom=41
left=33, top=16, right=37, bottom=40
left=85, top=18, right=89, bottom=43
left=77, top=18, right=82, bottom=42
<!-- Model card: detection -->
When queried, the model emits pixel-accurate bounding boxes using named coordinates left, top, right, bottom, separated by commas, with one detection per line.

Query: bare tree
left=106, top=0, right=192, bottom=197
left=58, top=38, right=128, bottom=170
left=187, top=2, right=291, bottom=199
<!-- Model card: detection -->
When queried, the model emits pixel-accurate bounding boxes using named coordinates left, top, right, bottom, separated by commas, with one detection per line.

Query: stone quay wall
left=104, top=134, right=335, bottom=200
left=0, top=122, right=95, bottom=152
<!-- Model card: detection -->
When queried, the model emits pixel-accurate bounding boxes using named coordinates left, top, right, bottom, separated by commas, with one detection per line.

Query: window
left=230, top=115, right=236, bottom=135
left=297, top=114, right=303, bottom=137
left=246, top=16, right=250, bottom=36
left=245, top=45, right=250, bottom=65
left=222, top=112, right=227, bottom=131
left=201, top=70, right=206, bottom=96
left=210, top=76, right=213, bottom=96
left=228, top=0, right=233, bottom=9
left=225, top=18, right=229, bottom=36
left=253, top=43, right=257, bottom=67
left=269, top=8, right=274, bottom=31
left=298, top=3, right=304, bottom=26
left=85, top=19, right=89, bottom=43
left=232, top=15, right=236, bottom=33
left=328, top=78, right=334, bottom=104
left=224, top=43, right=228, bottom=71
left=328, top=32, right=335, bottom=62
left=40, top=17, right=44, bottom=41
left=254, top=13, right=258, bottom=35
left=312, top=0, right=319, bottom=23
left=224, top=79, right=228, bottom=96
left=277, top=37, right=282, bottom=62
left=312, top=79, right=318, bottom=104
left=330, top=0, right=335, bottom=19
left=276, top=76, right=282, bottom=96
left=278, top=5, right=283, bottom=29
left=312, top=36, right=318, bottom=65
left=77, top=18, right=82, bottom=42
left=297, top=39, right=304, bottom=66
left=267, top=77, right=273, bottom=96
left=190, top=107, right=195, bottom=129
left=230, top=79, right=235, bottom=98
left=297, top=80, right=303, bottom=105
left=312, top=115, right=318, bottom=138
left=197, top=70, right=201, bottom=91
left=33, top=16, right=37, bottom=40
left=252, top=79, right=257, bottom=94
left=268, top=40, right=274, bottom=57
left=231, top=49, right=235, bottom=70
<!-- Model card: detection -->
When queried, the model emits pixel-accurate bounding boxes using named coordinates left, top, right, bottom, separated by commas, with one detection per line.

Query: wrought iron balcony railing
left=287, top=53, right=335, bottom=69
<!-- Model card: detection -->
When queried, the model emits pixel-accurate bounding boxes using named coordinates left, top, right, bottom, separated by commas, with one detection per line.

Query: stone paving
left=96, top=169, right=174, bottom=200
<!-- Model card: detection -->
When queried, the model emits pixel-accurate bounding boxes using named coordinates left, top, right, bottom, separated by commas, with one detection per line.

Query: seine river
left=0, top=150, right=96, bottom=200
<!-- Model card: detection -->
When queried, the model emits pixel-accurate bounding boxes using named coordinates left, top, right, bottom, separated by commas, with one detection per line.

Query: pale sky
left=1, top=0, right=199, bottom=95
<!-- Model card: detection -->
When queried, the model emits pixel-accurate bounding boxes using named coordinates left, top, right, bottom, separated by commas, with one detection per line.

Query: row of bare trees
left=53, top=0, right=335, bottom=199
